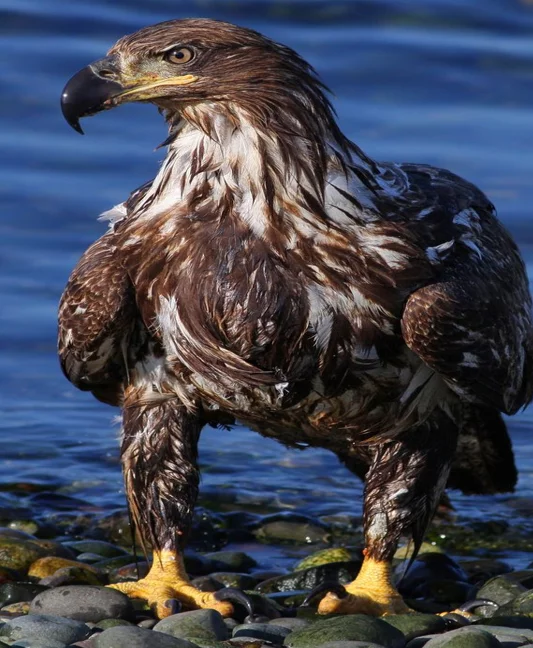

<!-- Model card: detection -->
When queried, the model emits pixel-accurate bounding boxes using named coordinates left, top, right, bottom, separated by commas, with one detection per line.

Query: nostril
left=98, top=69, right=116, bottom=80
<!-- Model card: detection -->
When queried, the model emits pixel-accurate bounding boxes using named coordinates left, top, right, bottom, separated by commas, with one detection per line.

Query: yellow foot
left=318, top=587, right=411, bottom=616
left=316, top=554, right=412, bottom=616
left=108, top=550, right=233, bottom=619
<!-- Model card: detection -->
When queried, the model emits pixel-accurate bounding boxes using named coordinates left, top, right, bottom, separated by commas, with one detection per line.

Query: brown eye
left=164, top=47, right=194, bottom=64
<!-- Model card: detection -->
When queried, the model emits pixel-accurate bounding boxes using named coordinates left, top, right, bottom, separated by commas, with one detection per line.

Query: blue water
left=2, top=0, right=533, bottom=553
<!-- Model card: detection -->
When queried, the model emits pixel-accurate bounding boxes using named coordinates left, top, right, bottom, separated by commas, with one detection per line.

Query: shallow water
left=2, top=0, right=533, bottom=563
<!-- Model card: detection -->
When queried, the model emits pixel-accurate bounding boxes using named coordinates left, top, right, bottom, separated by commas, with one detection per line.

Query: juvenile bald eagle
left=59, top=18, right=533, bottom=618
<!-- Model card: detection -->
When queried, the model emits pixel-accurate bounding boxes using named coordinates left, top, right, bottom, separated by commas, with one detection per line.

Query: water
left=1, top=0, right=533, bottom=561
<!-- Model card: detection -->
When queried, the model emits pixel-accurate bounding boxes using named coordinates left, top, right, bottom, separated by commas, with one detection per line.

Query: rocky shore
left=1, top=501, right=533, bottom=648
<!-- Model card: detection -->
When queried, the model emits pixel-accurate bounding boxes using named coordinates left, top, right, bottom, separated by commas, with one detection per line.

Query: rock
left=418, top=629, right=500, bottom=648
left=254, top=513, right=330, bottom=544
left=395, top=543, right=444, bottom=560
left=8, top=640, right=68, bottom=648
left=190, top=576, right=224, bottom=592
left=0, top=582, right=48, bottom=606
left=503, top=570, right=533, bottom=589
left=32, top=540, right=76, bottom=559
left=28, top=556, right=100, bottom=580
left=0, top=613, right=90, bottom=644
left=477, top=618, right=533, bottom=631
left=0, top=538, right=48, bottom=572
left=39, top=565, right=105, bottom=587
left=76, top=552, right=107, bottom=563
left=317, top=643, right=389, bottom=648
left=209, top=572, right=259, bottom=590
left=256, top=561, right=362, bottom=594
left=203, top=551, right=257, bottom=572
left=285, top=615, right=405, bottom=648
left=458, top=559, right=512, bottom=584
left=63, top=540, right=130, bottom=559
left=95, top=625, right=199, bottom=647
left=0, top=528, right=36, bottom=540
left=0, top=566, right=18, bottom=584
left=29, top=585, right=134, bottom=622
left=397, top=554, right=469, bottom=599
left=475, top=575, right=528, bottom=616
left=154, top=609, right=229, bottom=645
left=233, top=622, right=291, bottom=643
left=188, top=508, right=227, bottom=552
left=469, top=625, right=533, bottom=645
left=183, top=553, right=227, bottom=577
left=267, top=590, right=309, bottom=607
left=383, top=615, right=447, bottom=641
left=95, top=618, right=134, bottom=630
left=268, top=617, right=310, bottom=631
left=1, top=601, right=31, bottom=614
left=108, top=561, right=149, bottom=583
left=498, top=589, right=533, bottom=615
left=294, top=548, right=353, bottom=571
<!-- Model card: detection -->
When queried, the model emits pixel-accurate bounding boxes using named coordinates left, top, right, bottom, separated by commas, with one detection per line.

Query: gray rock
left=233, top=622, right=291, bottom=643
left=458, top=559, right=512, bottom=584
left=285, top=615, right=405, bottom=648
left=29, top=585, right=135, bottom=622
left=0, top=582, right=48, bottom=606
left=203, top=551, right=257, bottom=572
left=0, top=613, right=90, bottom=645
left=467, top=626, right=533, bottom=646
left=10, top=640, right=68, bottom=648
left=154, top=609, right=229, bottom=646
left=256, top=562, right=361, bottom=594
left=383, top=615, right=447, bottom=641
left=210, top=572, right=259, bottom=589
left=268, top=617, right=310, bottom=631
left=477, top=619, right=533, bottom=631
left=317, top=643, right=388, bottom=648
left=499, top=590, right=533, bottom=616
left=476, top=575, right=528, bottom=616
left=94, top=625, right=200, bottom=648
left=254, top=513, right=330, bottom=545
left=63, top=540, right=129, bottom=559
left=411, top=628, right=502, bottom=648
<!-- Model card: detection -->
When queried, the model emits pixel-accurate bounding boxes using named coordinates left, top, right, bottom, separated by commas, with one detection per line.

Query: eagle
left=59, top=18, right=533, bottom=618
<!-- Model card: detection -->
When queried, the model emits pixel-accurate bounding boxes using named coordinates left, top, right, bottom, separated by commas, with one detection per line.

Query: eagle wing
left=58, top=230, right=137, bottom=406
left=394, top=164, right=533, bottom=414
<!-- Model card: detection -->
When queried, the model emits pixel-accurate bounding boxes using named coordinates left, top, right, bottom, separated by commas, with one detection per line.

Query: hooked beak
left=61, top=56, right=125, bottom=134
left=61, top=55, right=199, bottom=134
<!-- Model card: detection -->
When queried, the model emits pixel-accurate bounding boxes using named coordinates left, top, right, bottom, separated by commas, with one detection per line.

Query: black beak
left=61, top=56, right=125, bottom=134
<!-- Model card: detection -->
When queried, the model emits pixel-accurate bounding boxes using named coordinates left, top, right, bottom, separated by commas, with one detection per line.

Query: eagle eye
left=164, top=47, right=194, bottom=65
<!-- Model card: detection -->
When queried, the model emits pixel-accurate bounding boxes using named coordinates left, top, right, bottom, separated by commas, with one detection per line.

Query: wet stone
left=0, top=582, right=48, bottom=606
left=0, top=538, right=48, bottom=572
left=29, top=585, right=134, bottom=622
left=470, top=625, right=533, bottom=646
left=419, top=629, right=501, bottom=648
left=0, top=613, right=90, bottom=644
left=254, top=513, right=330, bottom=545
left=397, top=554, right=469, bottom=599
left=268, top=617, right=310, bottom=631
left=63, top=540, right=130, bottom=559
left=210, top=572, right=259, bottom=590
left=95, top=625, right=200, bottom=648
left=203, top=551, right=257, bottom=572
left=1, top=601, right=31, bottom=614
left=39, top=565, right=105, bottom=587
left=94, top=618, right=134, bottom=629
left=294, top=547, right=353, bottom=571
left=458, top=559, right=512, bottom=584
left=233, top=622, right=291, bottom=644
left=316, top=643, right=390, bottom=648
left=108, top=561, right=149, bottom=583
left=285, top=615, right=406, bottom=648
left=190, top=575, right=224, bottom=592
left=28, top=556, right=100, bottom=580
left=256, top=561, right=362, bottom=594
left=476, top=618, right=533, bottom=631
left=475, top=575, right=529, bottom=616
left=8, top=640, right=68, bottom=648
left=154, top=609, right=229, bottom=645
left=383, top=615, right=447, bottom=641
left=32, top=540, right=76, bottom=560
left=76, top=552, right=107, bottom=563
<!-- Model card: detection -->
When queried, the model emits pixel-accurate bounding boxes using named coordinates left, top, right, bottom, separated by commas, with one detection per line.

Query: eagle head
left=60, top=18, right=329, bottom=134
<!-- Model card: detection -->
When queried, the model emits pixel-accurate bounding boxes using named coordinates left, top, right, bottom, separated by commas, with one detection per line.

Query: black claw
left=215, top=587, right=254, bottom=617
left=302, top=581, right=348, bottom=607
left=441, top=612, right=473, bottom=627
left=163, top=598, right=181, bottom=615
left=458, top=599, right=499, bottom=614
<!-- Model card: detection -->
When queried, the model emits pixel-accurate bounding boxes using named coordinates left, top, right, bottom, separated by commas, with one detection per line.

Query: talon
left=215, top=587, right=254, bottom=617
left=302, top=582, right=348, bottom=607
left=458, top=599, right=498, bottom=614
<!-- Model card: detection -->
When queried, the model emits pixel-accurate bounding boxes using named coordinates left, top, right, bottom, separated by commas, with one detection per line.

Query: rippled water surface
left=2, top=0, right=533, bottom=560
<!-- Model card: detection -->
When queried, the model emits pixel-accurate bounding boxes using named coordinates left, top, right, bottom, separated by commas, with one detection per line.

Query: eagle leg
left=107, top=394, right=233, bottom=619
left=318, top=411, right=458, bottom=615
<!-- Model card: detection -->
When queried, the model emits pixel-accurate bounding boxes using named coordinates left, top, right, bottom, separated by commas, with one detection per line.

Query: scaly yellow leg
left=318, top=553, right=411, bottom=616
left=108, top=550, right=234, bottom=619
